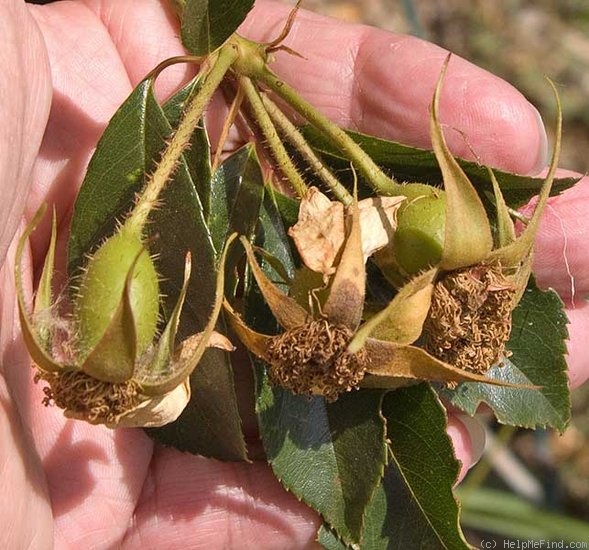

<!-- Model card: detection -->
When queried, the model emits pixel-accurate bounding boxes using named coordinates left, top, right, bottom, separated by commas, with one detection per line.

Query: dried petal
left=289, top=187, right=404, bottom=276
left=289, top=187, right=345, bottom=275
left=108, top=380, right=191, bottom=428
left=358, top=195, right=405, bottom=259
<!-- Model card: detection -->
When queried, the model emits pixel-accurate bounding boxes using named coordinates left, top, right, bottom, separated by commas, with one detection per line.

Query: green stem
left=127, top=44, right=238, bottom=231
left=256, top=65, right=400, bottom=195
left=240, top=76, right=308, bottom=198
left=261, top=94, right=353, bottom=206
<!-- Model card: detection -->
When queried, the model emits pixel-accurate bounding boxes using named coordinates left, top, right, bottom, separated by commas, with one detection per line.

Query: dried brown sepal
left=362, top=339, right=530, bottom=388
left=322, top=189, right=365, bottom=330
left=240, top=236, right=309, bottom=330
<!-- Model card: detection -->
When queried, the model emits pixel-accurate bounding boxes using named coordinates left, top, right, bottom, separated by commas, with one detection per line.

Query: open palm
left=2, top=1, right=588, bottom=548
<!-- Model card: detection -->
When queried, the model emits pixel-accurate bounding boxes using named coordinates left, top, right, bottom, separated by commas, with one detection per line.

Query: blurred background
left=304, top=0, right=589, bottom=174
left=302, top=0, right=589, bottom=546
left=25, top=0, right=589, bottom=544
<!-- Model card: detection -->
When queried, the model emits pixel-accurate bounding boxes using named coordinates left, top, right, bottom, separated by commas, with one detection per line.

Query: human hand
left=2, top=1, right=587, bottom=548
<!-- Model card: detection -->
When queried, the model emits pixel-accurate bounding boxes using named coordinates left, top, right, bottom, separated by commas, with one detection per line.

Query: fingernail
left=530, top=104, right=549, bottom=174
left=455, top=414, right=486, bottom=466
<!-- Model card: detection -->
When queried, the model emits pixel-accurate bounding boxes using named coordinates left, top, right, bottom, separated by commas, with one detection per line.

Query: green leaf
left=68, top=79, right=246, bottom=460
left=181, top=0, right=254, bottom=55
left=374, top=384, right=471, bottom=550
left=319, top=385, right=470, bottom=549
left=245, top=193, right=387, bottom=545
left=67, top=80, right=161, bottom=274
left=150, top=168, right=247, bottom=461
left=317, top=524, right=349, bottom=550
left=443, top=280, right=570, bottom=432
left=162, top=77, right=212, bottom=218
left=208, top=144, right=264, bottom=253
left=257, top=386, right=386, bottom=546
left=301, top=126, right=577, bottom=208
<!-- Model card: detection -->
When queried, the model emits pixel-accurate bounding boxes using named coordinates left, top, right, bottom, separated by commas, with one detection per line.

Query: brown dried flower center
left=423, top=264, right=516, bottom=374
left=265, top=319, right=369, bottom=401
left=35, top=369, right=142, bottom=425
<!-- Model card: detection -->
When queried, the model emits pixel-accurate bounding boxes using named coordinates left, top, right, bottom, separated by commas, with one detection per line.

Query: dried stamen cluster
left=423, top=265, right=516, bottom=373
left=266, top=319, right=369, bottom=401
left=35, top=370, right=142, bottom=425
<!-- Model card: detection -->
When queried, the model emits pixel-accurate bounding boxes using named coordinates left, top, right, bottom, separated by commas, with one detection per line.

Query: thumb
left=0, top=0, right=52, bottom=266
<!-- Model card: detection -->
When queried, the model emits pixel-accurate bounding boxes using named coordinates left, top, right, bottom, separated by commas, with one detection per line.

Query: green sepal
left=140, top=234, right=236, bottom=395
left=143, top=252, right=192, bottom=381
left=489, top=79, right=562, bottom=267
left=430, top=55, right=494, bottom=270
left=488, top=167, right=517, bottom=248
left=35, top=206, right=58, bottom=346
left=15, top=204, right=65, bottom=373
left=349, top=268, right=436, bottom=352
left=79, top=244, right=142, bottom=383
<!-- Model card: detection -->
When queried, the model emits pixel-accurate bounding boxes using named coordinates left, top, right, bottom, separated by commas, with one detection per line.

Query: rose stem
left=255, top=65, right=401, bottom=196
left=128, top=44, right=239, bottom=232
left=260, top=93, right=353, bottom=206
left=240, top=75, right=308, bottom=198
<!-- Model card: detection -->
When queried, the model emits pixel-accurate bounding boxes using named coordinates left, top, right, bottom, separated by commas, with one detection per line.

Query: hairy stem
left=240, top=76, right=308, bottom=198
left=261, top=93, right=353, bottom=205
left=256, top=65, right=400, bottom=195
left=128, top=44, right=238, bottom=232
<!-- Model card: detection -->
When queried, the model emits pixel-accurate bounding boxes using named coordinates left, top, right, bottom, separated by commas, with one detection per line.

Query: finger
left=517, top=171, right=589, bottom=389
left=82, top=0, right=548, bottom=176
left=28, top=1, right=135, bottom=264
left=0, top=0, right=51, bottom=266
left=82, top=0, right=197, bottom=100
left=240, top=1, right=548, bottom=175
left=0, top=241, right=53, bottom=547
left=123, top=446, right=320, bottom=549
left=523, top=172, right=589, bottom=299
left=564, top=300, right=589, bottom=390
left=446, top=412, right=486, bottom=483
